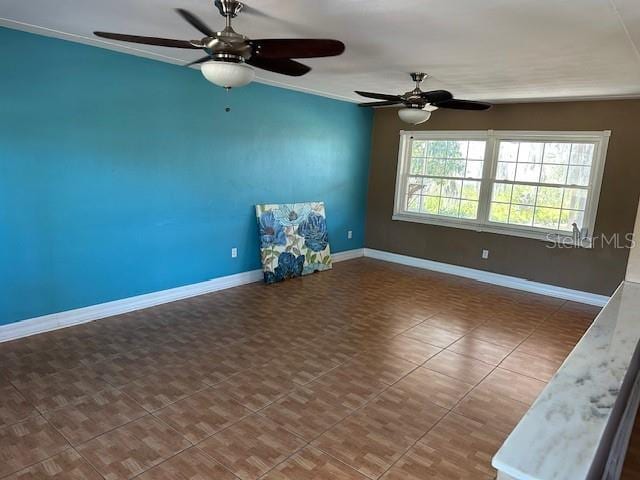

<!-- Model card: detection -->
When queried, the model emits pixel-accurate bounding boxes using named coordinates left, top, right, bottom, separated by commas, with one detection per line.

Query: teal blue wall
left=0, top=27, right=372, bottom=326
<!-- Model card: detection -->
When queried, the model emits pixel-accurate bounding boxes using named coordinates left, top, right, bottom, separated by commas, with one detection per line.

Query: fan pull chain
left=225, top=87, right=231, bottom=112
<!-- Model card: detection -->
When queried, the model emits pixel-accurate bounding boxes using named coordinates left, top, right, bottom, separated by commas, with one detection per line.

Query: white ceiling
left=2, top=0, right=640, bottom=103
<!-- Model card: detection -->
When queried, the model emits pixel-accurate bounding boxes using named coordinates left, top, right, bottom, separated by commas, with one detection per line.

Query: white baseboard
left=1, top=246, right=606, bottom=343
left=0, top=269, right=262, bottom=343
left=363, top=248, right=609, bottom=307
left=332, top=248, right=365, bottom=262
left=0, top=248, right=365, bottom=343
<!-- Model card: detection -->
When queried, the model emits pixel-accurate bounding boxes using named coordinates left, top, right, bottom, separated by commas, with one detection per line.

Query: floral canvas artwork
left=256, top=202, right=332, bottom=284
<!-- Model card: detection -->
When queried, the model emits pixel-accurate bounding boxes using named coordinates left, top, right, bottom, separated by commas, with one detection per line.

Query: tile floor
left=0, top=258, right=605, bottom=479
left=622, top=412, right=640, bottom=479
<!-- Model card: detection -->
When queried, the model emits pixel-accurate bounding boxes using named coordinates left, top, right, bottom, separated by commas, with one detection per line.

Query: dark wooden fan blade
left=358, top=100, right=402, bottom=107
left=246, top=57, right=311, bottom=76
left=175, top=9, right=215, bottom=37
left=433, top=99, right=492, bottom=111
left=94, top=31, right=200, bottom=49
left=420, top=90, right=453, bottom=103
left=186, top=56, right=211, bottom=67
left=355, top=91, right=402, bottom=102
left=251, top=39, right=345, bottom=58
left=240, top=4, right=270, bottom=17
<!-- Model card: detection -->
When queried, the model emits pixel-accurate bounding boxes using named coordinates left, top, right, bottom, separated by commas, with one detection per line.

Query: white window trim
left=392, top=129, right=611, bottom=247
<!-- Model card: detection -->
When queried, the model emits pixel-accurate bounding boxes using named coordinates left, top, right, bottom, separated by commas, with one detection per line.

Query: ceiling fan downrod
left=215, top=0, right=244, bottom=23
left=410, top=72, right=427, bottom=88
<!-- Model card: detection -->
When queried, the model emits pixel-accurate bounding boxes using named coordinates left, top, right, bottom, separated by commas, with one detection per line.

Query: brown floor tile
left=187, top=346, right=252, bottom=386
left=421, top=312, right=482, bottom=335
left=417, top=412, right=505, bottom=477
left=514, top=334, right=575, bottom=363
left=350, top=315, right=421, bottom=338
left=482, top=315, right=539, bottom=333
left=499, top=349, right=563, bottom=382
left=260, top=384, right=355, bottom=441
left=263, top=350, right=340, bottom=386
left=423, top=350, right=494, bottom=385
left=262, top=446, right=369, bottom=480
left=377, top=334, right=442, bottom=365
left=555, top=301, right=601, bottom=320
left=217, top=364, right=299, bottom=411
left=344, top=351, right=417, bottom=385
left=80, top=355, right=146, bottom=389
left=298, top=336, right=360, bottom=365
left=13, top=368, right=112, bottom=413
left=402, top=323, right=464, bottom=348
left=622, top=411, right=640, bottom=479
left=478, top=368, right=547, bottom=405
left=44, top=387, right=146, bottom=446
left=136, top=447, right=237, bottom=480
left=540, top=319, right=585, bottom=336
left=186, top=350, right=250, bottom=386
left=381, top=443, right=494, bottom=480
left=5, top=450, right=102, bottom=480
left=0, top=383, right=38, bottom=428
left=536, top=322, right=588, bottom=342
left=447, top=336, right=512, bottom=365
left=0, top=416, right=70, bottom=478
left=76, top=415, right=191, bottom=480
left=453, top=384, right=529, bottom=435
left=313, top=384, right=447, bottom=478
left=154, top=388, right=251, bottom=443
left=381, top=412, right=503, bottom=480
left=119, top=367, right=209, bottom=412
left=0, top=258, right=601, bottom=480
left=1, top=353, right=73, bottom=385
left=83, top=348, right=183, bottom=388
left=303, top=366, right=388, bottom=411
left=199, top=415, right=306, bottom=480
left=392, top=367, right=474, bottom=409
left=233, top=334, right=296, bottom=362
left=466, top=323, right=530, bottom=349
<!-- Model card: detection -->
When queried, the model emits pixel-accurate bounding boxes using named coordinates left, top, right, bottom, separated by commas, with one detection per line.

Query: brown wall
left=365, top=100, right=640, bottom=295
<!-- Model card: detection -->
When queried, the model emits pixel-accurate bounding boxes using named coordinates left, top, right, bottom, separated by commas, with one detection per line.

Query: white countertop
left=492, top=281, right=640, bottom=480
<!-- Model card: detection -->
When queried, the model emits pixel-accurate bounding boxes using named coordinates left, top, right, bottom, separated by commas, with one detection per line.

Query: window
left=393, top=130, right=610, bottom=245
left=405, top=138, right=487, bottom=220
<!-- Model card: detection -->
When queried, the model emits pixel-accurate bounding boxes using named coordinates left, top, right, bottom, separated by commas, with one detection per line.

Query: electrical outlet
left=231, top=247, right=238, bottom=258
left=347, top=230, right=353, bottom=239
left=482, top=249, right=489, bottom=259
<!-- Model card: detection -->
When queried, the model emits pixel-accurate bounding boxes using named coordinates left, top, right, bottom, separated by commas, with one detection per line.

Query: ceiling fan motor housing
left=403, top=72, right=429, bottom=107
left=203, top=29, right=252, bottom=63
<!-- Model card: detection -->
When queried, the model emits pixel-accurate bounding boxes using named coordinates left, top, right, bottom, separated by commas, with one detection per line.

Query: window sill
left=391, top=212, right=592, bottom=248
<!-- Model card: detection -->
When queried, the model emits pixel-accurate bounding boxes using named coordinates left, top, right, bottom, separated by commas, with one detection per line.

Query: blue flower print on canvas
left=259, top=210, right=286, bottom=248
left=256, top=202, right=332, bottom=284
left=273, top=203, right=312, bottom=227
left=297, top=212, right=328, bottom=252
left=264, top=252, right=305, bottom=284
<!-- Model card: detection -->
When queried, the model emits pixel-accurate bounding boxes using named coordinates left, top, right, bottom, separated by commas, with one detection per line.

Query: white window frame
left=392, top=129, right=611, bottom=247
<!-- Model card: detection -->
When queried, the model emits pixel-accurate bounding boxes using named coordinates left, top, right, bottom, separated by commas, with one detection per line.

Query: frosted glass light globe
left=398, top=107, right=431, bottom=125
left=201, top=61, right=255, bottom=88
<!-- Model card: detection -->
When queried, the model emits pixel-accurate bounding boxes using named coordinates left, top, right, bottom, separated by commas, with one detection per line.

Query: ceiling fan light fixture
left=398, top=107, right=431, bottom=125
left=201, top=60, right=255, bottom=88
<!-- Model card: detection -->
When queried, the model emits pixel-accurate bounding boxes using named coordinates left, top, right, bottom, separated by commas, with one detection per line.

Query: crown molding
left=0, top=18, right=356, bottom=103
left=3, top=19, right=640, bottom=106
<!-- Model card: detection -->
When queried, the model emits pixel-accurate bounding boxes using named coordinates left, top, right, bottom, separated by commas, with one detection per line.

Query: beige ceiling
left=2, top=0, right=640, bottom=103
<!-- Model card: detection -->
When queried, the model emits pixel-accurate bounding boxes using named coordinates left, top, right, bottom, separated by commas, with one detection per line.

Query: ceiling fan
left=94, top=0, right=345, bottom=89
left=356, top=73, right=492, bottom=124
